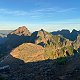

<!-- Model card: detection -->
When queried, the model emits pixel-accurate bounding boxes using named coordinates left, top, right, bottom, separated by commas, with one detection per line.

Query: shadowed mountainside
left=51, top=29, right=80, bottom=41
left=1, top=53, right=80, bottom=80
left=0, top=33, right=8, bottom=44
left=0, top=26, right=31, bottom=54
left=0, top=26, right=31, bottom=60
left=0, top=26, right=79, bottom=60
left=0, top=26, right=80, bottom=80
left=31, top=29, right=54, bottom=46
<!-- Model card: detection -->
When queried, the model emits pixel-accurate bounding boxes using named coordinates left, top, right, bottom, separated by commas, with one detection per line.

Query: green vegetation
left=45, top=40, right=54, bottom=47
left=61, top=47, right=66, bottom=53
left=44, top=48, right=54, bottom=59
left=58, top=42, right=63, bottom=47
left=67, top=46, right=74, bottom=56
left=56, top=57, right=67, bottom=65
left=38, top=36, right=42, bottom=40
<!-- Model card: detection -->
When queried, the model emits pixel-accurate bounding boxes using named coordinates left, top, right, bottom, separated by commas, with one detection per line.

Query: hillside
left=0, top=49, right=80, bottom=80
left=31, top=29, right=54, bottom=46
left=1, top=26, right=31, bottom=51
left=0, top=26, right=79, bottom=60
left=0, top=26, right=80, bottom=80
left=10, top=43, right=45, bottom=62
left=51, top=29, right=80, bottom=41
left=0, top=26, right=31, bottom=59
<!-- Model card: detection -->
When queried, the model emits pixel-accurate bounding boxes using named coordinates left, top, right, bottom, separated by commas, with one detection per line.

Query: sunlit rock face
left=10, top=43, right=45, bottom=63
left=31, top=29, right=54, bottom=46
left=9, top=26, right=31, bottom=36
left=4, top=26, right=31, bottom=50
left=76, top=34, right=80, bottom=49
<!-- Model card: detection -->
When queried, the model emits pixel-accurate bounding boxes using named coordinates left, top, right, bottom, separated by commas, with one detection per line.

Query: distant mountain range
left=0, top=26, right=80, bottom=80
left=0, top=30, right=12, bottom=34
left=0, top=30, right=12, bottom=44
left=0, top=26, right=80, bottom=54
left=0, top=29, right=80, bottom=41
left=0, top=26, right=80, bottom=59
left=51, top=29, right=80, bottom=41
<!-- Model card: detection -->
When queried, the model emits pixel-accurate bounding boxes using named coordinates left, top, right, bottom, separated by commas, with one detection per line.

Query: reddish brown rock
left=10, top=26, right=31, bottom=36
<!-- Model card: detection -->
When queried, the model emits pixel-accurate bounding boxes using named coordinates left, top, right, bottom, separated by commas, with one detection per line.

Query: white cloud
left=0, top=22, right=80, bottom=32
left=57, top=8, right=76, bottom=13
left=0, top=8, right=28, bottom=16
left=0, top=7, right=76, bottom=17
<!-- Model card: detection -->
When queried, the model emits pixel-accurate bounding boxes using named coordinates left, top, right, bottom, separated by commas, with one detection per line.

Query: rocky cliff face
left=4, top=27, right=75, bottom=60
left=31, top=29, right=53, bottom=46
left=0, top=27, right=80, bottom=80
left=0, top=27, right=77, bottom=58
left=74, top=34, right=80, bottom=49
left=8, top=39, right=74, bottom=63
left=76, top=34, right=80, bottom=47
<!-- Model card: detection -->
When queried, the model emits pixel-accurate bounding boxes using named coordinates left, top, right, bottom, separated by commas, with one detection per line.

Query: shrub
left=67, top=46, right=74, bottom=56
left=56, top=57, right=67, bottom=65
left=38, top=36, right=42, bottom=40
left=58, top=42, right=63, bottom=47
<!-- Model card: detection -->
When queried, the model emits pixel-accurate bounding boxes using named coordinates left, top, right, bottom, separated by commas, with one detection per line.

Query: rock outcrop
left=31, top=29, right=53, bottom=46
left=74, top=34, right=80, bottom=49
left=0, top=27, right=80, bottom=80
left=9, top=26, right=31, bottom=36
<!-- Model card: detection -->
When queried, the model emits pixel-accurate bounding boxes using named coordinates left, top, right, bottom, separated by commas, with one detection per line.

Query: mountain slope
left=10, top=43, right=45, bottom=62
left=4, top=26, right=31, bottom=50
left=0, top=43, right=45, bottom=64
left=0, top=27, right=80, bottom=80
left=9, top=26, right=31, bottom=36
left=31, top=29, right=54, bottom=46
left=51, top=29, right=80, bottom=41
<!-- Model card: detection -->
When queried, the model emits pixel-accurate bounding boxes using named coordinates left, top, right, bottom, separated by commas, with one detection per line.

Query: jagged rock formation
left=31, top=29, right=54, bottom=46
left=76, top=34, right=80, bottom=48
left=0, top=27, right=78, bottom=59
left=5, top=41, right=75, bottom=63
left=51, top=29, right=80, bottom=41
left=74, top=34, right=80, bottom=50
left=0, top=27, right=80, bottom=80
left=9, top=26, right=31, bottom=36
left=51, top=29, right=70, bottom=39
left=70, top=29, right=79, bottom=41
left=0, top=27, right=76, bottom=60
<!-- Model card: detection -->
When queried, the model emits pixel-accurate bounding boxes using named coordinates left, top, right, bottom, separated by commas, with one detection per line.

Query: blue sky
left=0, top=0, right=80, bottom=31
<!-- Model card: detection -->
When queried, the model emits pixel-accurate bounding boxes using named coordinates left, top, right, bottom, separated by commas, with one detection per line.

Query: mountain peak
left=9, top=26, right=31, bottom=36
left=31, top=29, right=53, bottom=46
left=40, top=29, right=44, bottom=31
